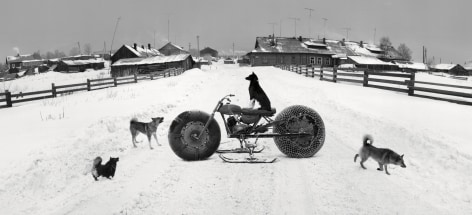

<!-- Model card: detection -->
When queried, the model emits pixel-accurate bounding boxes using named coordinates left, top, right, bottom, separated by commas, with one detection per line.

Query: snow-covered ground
left=1, top=63, right=471, bottom=214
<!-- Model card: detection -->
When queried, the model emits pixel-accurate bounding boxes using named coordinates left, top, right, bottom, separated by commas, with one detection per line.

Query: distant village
left=2, top=35, right=472, bottom=81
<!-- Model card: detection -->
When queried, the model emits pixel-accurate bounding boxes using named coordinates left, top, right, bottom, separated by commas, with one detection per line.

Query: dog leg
left=384, top=165, right=390, bottom=175
left=354, top=154, right=359, bottom=162
left=153, top=133, right=161, bottom=146
left=360, top=157, right=367, bottom=169
left=147, top=134, right=154, bottom=150
left=377, top=163, right=384, bottom=171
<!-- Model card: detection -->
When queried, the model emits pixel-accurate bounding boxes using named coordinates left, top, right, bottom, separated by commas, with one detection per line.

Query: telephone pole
left=288, top=17, right=300, bottom=37
left=197, top=35, right=200, bottom=59
left=342, top=27, right=351, bottom=41
left=110, top=16, right=121, bottom=57
left=267, top=22, right=277, bottom=36
left=322, top=18, right=328, bottom=38
left=304, top=8, right=314, bottom=38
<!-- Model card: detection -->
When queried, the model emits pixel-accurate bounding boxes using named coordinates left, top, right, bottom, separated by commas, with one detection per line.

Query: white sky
left=1, top=0, right=471, bottom=64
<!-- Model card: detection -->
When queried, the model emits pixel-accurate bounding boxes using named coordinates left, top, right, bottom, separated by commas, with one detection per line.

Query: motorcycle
left=168, top=94, right=325, bottom=163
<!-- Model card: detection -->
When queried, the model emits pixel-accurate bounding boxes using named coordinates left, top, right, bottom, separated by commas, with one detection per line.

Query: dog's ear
left=401, top=154, right=404, bottom=158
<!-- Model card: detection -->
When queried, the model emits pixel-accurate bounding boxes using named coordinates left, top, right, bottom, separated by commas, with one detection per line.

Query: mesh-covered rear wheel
left=273, top=105, right=325, bottom=158
left=168, top=111, right=221, bottom=160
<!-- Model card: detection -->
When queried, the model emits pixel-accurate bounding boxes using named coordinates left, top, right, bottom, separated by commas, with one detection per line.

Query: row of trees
left=31, top=43, right=94, bottom=60
left=379, top=36, right=412, bottom=61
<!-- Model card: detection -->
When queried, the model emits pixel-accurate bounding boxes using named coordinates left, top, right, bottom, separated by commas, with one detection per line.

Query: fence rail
left=276, top=64, right=472, bottom=106
left=1, top=67, right=184, bottom=108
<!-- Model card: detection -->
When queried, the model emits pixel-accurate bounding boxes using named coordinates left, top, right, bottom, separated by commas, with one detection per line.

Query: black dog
left=91, top=157, right=119, bottom=181
left=245, top=72, right=271, bottom=111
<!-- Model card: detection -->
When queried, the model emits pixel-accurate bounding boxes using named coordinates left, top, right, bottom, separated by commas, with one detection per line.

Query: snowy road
left=1, top=64, right=471, bottom=214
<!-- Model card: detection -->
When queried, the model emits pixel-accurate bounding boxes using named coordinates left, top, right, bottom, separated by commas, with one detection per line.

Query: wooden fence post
left=320, top=67, right=324, bottom=80
left=87, top=79, right=91, bottom=91
left=333, top=66, right=338, bottom=83
left=363, top=70, right=369, bottom=87
left=311, top=66, right=315, bottom=78
left=134, top=74, right=138, bottom=83
left=298, top=65, right=301, bottom=74
left=5, top=90, right=12, bottom=107
left=51, top=83, right=57, bottom=97
left=113, top=77, right=117, bottom=87
left=408, top=72, right=416, bottom=96
left=150, top=73, right=154, bottom=80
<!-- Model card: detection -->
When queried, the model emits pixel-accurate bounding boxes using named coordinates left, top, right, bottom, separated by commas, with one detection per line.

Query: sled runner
left=219, top=154, right=277, bottom=163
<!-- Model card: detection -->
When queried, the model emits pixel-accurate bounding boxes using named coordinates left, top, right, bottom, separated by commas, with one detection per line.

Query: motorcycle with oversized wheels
left=168, top=94, right=325, bottom=163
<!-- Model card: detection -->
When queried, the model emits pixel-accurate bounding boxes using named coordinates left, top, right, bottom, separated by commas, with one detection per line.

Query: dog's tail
left=92, top=157, right=102, bottom=169
left=363, top=134, right=373, bottom=146
left=354, top=154, right=359, bottom=162
left=130, top=117, right=138, bottom=124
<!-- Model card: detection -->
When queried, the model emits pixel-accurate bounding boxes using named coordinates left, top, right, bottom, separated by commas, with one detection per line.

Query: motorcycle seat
left=241, top=108, right=276, bottom=116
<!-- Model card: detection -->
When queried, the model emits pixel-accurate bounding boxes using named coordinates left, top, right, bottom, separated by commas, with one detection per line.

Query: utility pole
left=232, top=42, right=235, bottom=58
left=110, top=16, right=121, bottom=57
left=168, top=19, right=170, bottom=43
left=154, top=30, right=156, bottom=48
left=189, top=43, right=191, bottom=52
left=304, top=8, right=314, bottom=38
left=288, top=17, right=300, bottom=37
left=342, top=27, right=351, bottom=41
left=77, top=42, right=81, bottom=55
left=322, top=18, right=328, bottom=39
left=267, top=22, right=277, bottom=36
left=373, top=28, right=377, bottom=45
left=279, top=19, right=282, bottom=37
left=197, top=35, right=200, bottom=59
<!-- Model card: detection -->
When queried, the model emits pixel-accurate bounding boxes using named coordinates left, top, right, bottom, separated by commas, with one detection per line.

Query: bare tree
left=379, top=36, right=392, bottom=50
left=69, top=47, right=80, bottom=56
left=83, top=43, right=92, bottom=55
left=397, top=43, right=412, bottom=61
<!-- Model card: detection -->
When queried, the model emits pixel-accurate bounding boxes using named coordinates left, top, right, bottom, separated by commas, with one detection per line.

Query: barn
left=200, top=47, right=218, bottom=58
left=111, top=43, right=161, bottom=64
left=247, top=36, right=339, bottom=67
left=55, top=59, right=105, bottom=73
left=158, top=42, right=188, bottom=56
left=431, top=64, right=469, bottom=76
left=111, top=54, right=194, bottom=77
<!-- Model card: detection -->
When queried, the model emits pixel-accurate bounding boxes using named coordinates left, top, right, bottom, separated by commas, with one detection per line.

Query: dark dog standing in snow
left=245, top=72, right=271, bottom=111
left=130, top=117, right=164, bottom=149
left=91, top=157, right=119, bottom=181
left=354, top=135, right=406, bottom=175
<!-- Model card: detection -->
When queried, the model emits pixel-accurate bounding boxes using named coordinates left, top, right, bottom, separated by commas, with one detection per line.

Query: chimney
left=141, top=45, right=145, bottom=49
left=360, top=41, right=363, bottom=48
left=148, top=43, right=151, bottom=49
left=322, top=38, right=326, bottom=44
left=134, top=43, right=137, bottom=50
left=341, top=38, right=345, bottom=46
left=298, top=36, right=303, bottom=42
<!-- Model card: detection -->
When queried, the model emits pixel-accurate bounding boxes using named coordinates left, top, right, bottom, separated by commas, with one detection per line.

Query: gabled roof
left=6, top=54, right=35, bottom=63
left=250, top=37, right=334, bottom=55
left=394, top=61, right=429, bottom=70
left=200, top=47, right=218, bottom=53
left=124, top=45, right=161, bottom=57
left=431, top=64, right=457, bottom=70
left=159, top=42, right=187, bottom=52
left=112, top=54, right=192, bottom=66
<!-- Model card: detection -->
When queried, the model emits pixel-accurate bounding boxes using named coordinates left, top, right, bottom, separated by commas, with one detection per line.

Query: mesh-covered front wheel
left=273, top=105, right=325, bottom=158
left=168, top=111, right=221, bottom=161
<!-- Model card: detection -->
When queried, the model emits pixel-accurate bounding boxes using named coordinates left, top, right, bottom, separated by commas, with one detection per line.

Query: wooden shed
left=200, top=47, right=218, bottom=58
left=111, top=43, right=161, bottom=64
left=158, top=42, right=188, bottom=56
left=55, top=59, right=105, bottom=72
left=111, top=54, right=194, bottom=77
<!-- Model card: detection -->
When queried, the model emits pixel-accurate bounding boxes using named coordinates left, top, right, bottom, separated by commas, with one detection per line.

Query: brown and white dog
left=130, top=117, right=164, bottom=149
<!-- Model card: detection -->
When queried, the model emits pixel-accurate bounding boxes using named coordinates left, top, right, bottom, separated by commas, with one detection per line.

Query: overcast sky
left=1, top=0, right=471, bottom=64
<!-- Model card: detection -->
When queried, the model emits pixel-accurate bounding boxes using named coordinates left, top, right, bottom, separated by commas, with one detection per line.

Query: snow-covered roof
left=463, top=62, right=472, bottom=70
left=112, top=54, right=191, bottom=66
left=394, top=61, right=429, bottom=70
left=250, top=37, right=334, bottom=55
left=123, top=45, right=162, bottom=57
left=6, top=54, right=35, bottom=63
left=432, top=64, right=456, bottom=70
left=62, top=59, right=105, bottom=66
left=348, top=56, right=395, bottom=65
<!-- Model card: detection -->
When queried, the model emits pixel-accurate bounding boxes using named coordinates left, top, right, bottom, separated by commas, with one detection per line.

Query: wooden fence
left=0, top=68, right=184, bottom=108
left=277, top=65, right=472, bottom=106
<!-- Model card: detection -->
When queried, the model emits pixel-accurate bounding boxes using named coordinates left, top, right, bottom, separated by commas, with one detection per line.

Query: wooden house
left=111, top=54, right=194, bottom=77
left=200, top=47, right=218, bottom=58
left=5, top=54, right=35, bottom=69
left=111, top=43, right=161, bottom=64
left=431, top=64, right=469, bottom=76
left=55, top=59, right=105, bottom=72
left=158, top=42, right=188, bottom=56
left=247, top=36, right=346, bottom=67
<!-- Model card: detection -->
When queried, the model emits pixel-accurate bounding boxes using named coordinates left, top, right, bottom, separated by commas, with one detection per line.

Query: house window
left=325, top=58, right=331, bottom=65
left=310, top=57, right=315, bottom=65
left=317, top=57, right=322, bottom=65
